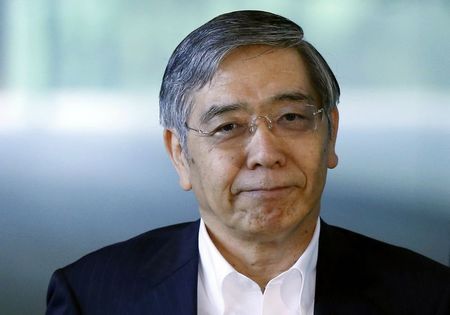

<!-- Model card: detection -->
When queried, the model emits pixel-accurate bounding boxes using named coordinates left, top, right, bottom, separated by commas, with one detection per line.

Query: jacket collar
left=314, top=220, right=377, bottom=314
left=139, top=220, right=200, bottom=284
left=137, top=220, right=201, bottom=314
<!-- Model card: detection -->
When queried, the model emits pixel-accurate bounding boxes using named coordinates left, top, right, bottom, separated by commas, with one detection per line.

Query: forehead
left=191, top=45, right=319, bottom=117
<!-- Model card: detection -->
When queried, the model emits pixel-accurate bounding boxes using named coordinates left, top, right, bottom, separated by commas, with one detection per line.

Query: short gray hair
left=159, top=10, right=340, bottom=148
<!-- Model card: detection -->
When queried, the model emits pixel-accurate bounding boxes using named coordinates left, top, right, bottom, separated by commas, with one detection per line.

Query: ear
left=163, top=129, right=192, bottom=191
left=326, top=107, right=339, bottom=169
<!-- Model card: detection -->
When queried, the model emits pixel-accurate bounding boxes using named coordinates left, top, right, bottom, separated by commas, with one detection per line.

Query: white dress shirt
left=197, top=219, right=320, bottom=315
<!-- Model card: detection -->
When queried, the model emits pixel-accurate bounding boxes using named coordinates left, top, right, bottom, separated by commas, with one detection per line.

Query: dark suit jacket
left=46, top=220, right=450, bottom=314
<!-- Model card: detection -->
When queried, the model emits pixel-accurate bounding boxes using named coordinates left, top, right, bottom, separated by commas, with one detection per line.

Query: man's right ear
left=163, top=129, right=192, bottom=191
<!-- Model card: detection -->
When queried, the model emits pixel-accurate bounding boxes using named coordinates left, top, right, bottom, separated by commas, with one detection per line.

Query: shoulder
left=317, top=221, right=450, bottom=314
left=47, top=221, right=200, bottom=313
left=60, top=220, right=200, bottom=280
left=320, top=222, right=448, bottom=272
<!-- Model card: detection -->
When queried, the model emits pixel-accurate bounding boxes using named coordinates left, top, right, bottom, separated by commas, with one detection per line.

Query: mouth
left=237, top=186, right=295, bottom=199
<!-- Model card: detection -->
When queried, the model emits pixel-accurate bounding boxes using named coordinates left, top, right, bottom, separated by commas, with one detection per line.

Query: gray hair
left=159, top=10, right=340, bottom=148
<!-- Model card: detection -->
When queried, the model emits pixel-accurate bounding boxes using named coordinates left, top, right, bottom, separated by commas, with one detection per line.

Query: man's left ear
left=327, top=107, right=339, bottom=169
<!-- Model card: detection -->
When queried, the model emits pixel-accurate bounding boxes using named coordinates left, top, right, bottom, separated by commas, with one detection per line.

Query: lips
left=234, top=185, right=296, bottom=199
left=241, top=186, right=291, bottom=192
left=232, top=181, right=299, bottom=194
left=231, top=172, right=305, bottom=196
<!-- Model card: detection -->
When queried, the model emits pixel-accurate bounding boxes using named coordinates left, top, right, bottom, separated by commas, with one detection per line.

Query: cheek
left=296, top=140, right=329, bottom=183
left=192, top=151, right=244, bottom=212
left=195, top=150, right=242, bottom=190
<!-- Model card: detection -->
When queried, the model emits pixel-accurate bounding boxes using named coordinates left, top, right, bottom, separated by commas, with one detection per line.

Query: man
left=46, top=10, right=449, bottom=315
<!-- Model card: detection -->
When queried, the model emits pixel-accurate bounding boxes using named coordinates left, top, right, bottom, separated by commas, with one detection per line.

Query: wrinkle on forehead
left=239, top=45, right=278, bottom=61
left=191, top=45, right=321, bottom=120
left=209, top=46, right=287, bottom=86
left=219, top=45, right=282, bottom=70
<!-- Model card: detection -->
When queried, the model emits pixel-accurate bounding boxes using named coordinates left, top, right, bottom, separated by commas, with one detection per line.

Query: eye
left=220, top=123, right=238, bottom=132
left=281, top=113, right=306, bottom=122
left=204, top=115, right=248, bottom=139
left=277, top=112, right=314, bottom=131
left=212, top=122, right=243, bottom=135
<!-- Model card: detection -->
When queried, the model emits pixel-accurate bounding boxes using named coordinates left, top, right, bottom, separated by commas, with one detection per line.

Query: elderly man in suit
left=46, top=10, right=449, bottom=315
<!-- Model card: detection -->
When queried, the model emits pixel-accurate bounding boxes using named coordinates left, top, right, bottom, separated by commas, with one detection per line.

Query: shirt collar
left=198, top=219, right=235, bottom=312
left=198, top=218, right=320, bottom=313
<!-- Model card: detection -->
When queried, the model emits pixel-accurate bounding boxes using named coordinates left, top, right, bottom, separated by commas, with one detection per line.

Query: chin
left=236, top=211, right=296, bottom=236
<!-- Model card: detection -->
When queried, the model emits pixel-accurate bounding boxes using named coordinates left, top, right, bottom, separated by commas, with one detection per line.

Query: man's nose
left=245, top=120, right=286, bottom=169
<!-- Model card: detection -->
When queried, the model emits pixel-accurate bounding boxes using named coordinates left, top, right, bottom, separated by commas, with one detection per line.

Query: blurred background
left=1, top=0, right=449, bottom=314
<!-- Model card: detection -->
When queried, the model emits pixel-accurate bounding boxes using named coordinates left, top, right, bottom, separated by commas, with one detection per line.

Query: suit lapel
left=315, top=220, right=341, bottom=314
left=135, top=220, right=200, bottom=315
left=314, top=220, right=380, bottom=315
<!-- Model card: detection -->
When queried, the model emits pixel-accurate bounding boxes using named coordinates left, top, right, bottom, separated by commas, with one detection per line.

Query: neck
left=204, top=215, right=319, bottom=290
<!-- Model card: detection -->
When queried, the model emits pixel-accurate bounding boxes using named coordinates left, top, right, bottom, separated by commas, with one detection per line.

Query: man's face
left=165, top=45, right=338, bottom=242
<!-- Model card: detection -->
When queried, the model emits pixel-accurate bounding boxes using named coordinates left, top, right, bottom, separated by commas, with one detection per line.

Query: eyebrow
left=199, top=103, right=247, bottom=125
left=270, top=91, right=315, bottom=104
left=197, top=91, right=314, bottom=124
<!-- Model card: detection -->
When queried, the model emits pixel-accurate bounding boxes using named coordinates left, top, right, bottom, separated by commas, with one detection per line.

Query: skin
left=164, top=45, right=339, bottom=290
